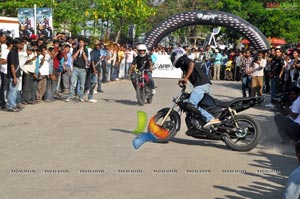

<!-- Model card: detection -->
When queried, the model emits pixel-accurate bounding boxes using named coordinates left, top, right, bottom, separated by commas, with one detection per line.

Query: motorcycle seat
left=215, top=96, right=260, bottom=108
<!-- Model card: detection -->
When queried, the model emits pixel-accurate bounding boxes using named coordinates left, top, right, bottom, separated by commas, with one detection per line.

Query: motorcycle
left=152, top=84, right=264, bottom=151
left=132, top=69, right=153, bottom=106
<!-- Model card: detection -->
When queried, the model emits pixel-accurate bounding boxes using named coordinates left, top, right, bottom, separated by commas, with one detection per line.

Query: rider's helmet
left=137, top=44, right=147, bottom=57
left=170, top=47, right=186, bottom=68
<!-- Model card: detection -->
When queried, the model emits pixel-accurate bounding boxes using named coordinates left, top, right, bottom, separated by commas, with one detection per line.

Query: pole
left=34, top=4, right=37, bottom=35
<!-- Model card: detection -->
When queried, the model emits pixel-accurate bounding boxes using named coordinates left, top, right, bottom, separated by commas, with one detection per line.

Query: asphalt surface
left=0, top=78, right=297, bottom=199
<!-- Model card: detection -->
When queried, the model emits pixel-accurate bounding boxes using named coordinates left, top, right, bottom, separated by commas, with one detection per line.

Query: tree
left=86, top=0, right=156, bottom=43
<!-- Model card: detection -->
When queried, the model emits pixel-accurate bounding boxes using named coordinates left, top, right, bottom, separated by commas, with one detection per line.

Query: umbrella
left=271, top=37, right=287, bottom=45
left=240, top=39, right=250, bottom=44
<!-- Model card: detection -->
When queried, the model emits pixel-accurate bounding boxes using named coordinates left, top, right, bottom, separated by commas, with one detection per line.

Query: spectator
left=106, top=44, right=113, bottom=82
left=90, top=41, right=101, bottom=92
left=0, top=37, right=12, bottom=110
left=251, top=51, right=266, bottom=97
left=240, top=50, right=253, bottom=97
left=96, top=43, right=108, bottom=91
left=263, top=49, right=274, bottom=93
left=203, top=45, right=214, bottom=78
left=36, top=46, right=50, bottom=102
left=281, top=54, right=293, bottom=93
left=0, top=32, right=7, bottom=51
left=19, top=45, right=37, bottom=104
left=6, top=38, right=23, bottom=112
left=274, top=86, right=300, bottom=144
left=61, top=44, right=72, bottom=94
left=220, top=50, right=228, bottom=80
left=125, top=46, right=137, bottom=79
left=161, top=47, right=168, bottom=55
left=111, top=45, right=120, bottom=81
left=45, top=47, right=55, bottom=102
left=213, top=49, right=222, bottom=80
left=49, top=40, right=63, bottom=99
left=118, top=45, right=125, bottom=79
left=291, top=49, right=300, bottom=87
left=66, top=37, right=88, bottom=102
left=86, top=41, right=101, bottom=103
left=270, top=48, right=285, bottom=99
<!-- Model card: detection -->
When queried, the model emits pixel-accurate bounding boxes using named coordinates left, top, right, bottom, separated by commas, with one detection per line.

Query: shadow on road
left=102, top=98, right=138, bottom=106
left=110, top=128, right=133, bottom=134
left=248, top=110, right=295, bottom=155
left=171, top=137, right=230, bottom=151
left=214, top=151, right=296, bottom=199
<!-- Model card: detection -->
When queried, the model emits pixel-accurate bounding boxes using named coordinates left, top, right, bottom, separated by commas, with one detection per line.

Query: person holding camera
left=19, top=45, right=37, bottom=104
left=250, top=51, right=266, bottom=97
left=274, top=86, right=300, bottom=144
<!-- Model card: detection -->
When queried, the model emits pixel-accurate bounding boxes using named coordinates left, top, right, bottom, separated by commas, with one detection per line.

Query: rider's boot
left=185, top=102, right=201, bottom=115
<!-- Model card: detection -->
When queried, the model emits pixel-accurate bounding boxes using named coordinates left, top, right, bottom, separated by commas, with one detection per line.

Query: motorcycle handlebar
left=179, top=83, right=186, bottom=91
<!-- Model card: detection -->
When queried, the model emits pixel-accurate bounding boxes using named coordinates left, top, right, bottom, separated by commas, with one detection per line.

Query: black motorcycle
left=152, top=85, right=264, bottom=151
left=132, top=69, right=153, bottom=106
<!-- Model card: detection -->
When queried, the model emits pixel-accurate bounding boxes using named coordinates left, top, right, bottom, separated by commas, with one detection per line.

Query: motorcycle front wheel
left=145, top=86, right=153, bottom=104
left=136, top=85, right=145, bottom=106
left=152, top=110, right=179, bottom=143
left=222, top=114, right=261, bottom=152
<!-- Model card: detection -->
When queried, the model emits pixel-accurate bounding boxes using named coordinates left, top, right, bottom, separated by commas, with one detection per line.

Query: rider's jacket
left=132, top=54, right=152, bottom=71
left=176, top=55, right=211, bottom=87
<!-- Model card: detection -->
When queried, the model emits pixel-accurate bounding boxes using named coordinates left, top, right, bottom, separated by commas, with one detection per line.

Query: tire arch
left=144, top=10, right=270, bottom=51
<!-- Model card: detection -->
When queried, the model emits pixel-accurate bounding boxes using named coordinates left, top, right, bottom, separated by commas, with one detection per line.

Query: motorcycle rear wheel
left=136, top=86, right=145, bottom=106
left=152, top=111, right=179, bottom=143
left=223, top=114, right=261, bottom=151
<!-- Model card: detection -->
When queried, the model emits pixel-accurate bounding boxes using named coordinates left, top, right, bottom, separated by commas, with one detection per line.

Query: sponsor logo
left=197, top=13, right=218, bottom=20
left=154, top=64, right=173, bottom=70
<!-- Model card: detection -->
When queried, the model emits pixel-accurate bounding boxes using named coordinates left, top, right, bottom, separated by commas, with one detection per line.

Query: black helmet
left=171, top=47, right=186, bottom=68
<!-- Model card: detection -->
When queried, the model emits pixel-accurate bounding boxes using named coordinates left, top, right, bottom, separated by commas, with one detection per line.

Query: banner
left=36, top=8, right=53, bottom=40
left=152, top=55, right=182, bottom=78
left=18, top=8, right=34, bottom=39
left=0, top=17, right=19, bottom=38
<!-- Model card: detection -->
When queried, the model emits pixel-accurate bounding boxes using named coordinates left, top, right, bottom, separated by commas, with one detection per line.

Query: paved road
left=0, top=78, right=297, bottom=199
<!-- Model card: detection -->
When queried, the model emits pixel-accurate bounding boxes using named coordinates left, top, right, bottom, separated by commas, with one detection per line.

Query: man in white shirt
left=274, top=86, right=300, bottom=144
left=36, top=46, right=50, bottom=102
left=251, top=51, right=266, bottom=97
left=19, top=45, right=37, bottom=104
left=125, top=46, right=137, bottom=79
left=0, top=36, right=9, bottom=109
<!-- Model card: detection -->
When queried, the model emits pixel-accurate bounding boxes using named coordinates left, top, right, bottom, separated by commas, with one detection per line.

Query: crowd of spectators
left=173, top=44, right=300, bottom=98
left=0, top=32, right=149, bottom=112
left=1, top=30, right=300, bottom=112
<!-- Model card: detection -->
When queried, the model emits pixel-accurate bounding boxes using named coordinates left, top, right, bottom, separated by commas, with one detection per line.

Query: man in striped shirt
left=241, top=50, right=253, bottom=97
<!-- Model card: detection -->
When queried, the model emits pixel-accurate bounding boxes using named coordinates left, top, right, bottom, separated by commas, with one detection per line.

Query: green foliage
left=0, top=0, right=155, bottom=42
left=154, top=0, right=300, bottom=44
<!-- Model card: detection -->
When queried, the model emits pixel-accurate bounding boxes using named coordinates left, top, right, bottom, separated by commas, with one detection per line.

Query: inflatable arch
left=144, top=10, right=270, bottom=51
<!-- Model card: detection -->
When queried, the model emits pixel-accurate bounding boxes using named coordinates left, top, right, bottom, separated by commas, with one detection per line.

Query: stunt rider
left=129, top=44, right=156, bottom=94
left=171, top=47, right=221, bottom=129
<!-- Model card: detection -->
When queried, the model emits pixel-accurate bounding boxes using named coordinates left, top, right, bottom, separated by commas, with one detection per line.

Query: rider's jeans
left=146, top=71, right=155, bottom=90
left=188, top=83, right=215, bottom=122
